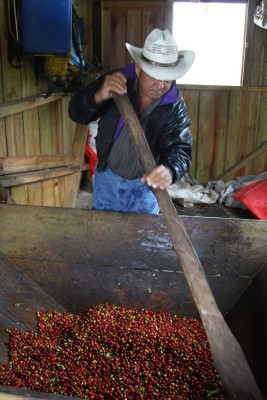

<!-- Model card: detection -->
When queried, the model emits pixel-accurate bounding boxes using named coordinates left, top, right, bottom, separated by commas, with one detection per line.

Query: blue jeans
left=93, top=168, right=159, bottom=214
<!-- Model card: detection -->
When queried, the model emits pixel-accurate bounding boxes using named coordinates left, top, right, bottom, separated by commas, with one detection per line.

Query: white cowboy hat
left=126, top=29, right=195, bottom=81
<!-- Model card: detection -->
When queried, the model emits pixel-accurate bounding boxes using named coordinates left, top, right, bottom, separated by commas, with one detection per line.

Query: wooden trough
left=0, top=203, right=266, bottom=399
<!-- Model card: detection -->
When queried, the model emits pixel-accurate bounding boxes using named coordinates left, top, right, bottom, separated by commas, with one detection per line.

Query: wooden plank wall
left=0, top=0, right=266, bottom=207
left=181, top=86, right=267, bottom=181
left=93, top=1, right=173, bottom=71
left=0, top=0, right=89, bottom=207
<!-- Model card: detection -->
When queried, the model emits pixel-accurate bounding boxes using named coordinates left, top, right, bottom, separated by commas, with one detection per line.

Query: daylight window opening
left=173, top=2, right=247, bottom=86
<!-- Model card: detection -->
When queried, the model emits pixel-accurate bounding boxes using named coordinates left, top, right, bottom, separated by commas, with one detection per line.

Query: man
left=68, top=29, right=195, bottom=214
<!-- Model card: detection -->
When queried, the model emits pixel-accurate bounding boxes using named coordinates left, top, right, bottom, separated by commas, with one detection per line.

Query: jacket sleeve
left=156, top=94, right=192, bottom=183
left=68, top=76, right=106, bottom=125
left=68, top=64, right=135, bottom=125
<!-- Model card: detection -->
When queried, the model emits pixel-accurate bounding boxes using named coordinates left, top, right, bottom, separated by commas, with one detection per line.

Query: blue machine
left=19, top=0, right=72, bottom=55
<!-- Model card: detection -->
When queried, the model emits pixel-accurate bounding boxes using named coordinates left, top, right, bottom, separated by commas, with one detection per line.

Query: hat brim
left=126, top=43, right=195, bottom=81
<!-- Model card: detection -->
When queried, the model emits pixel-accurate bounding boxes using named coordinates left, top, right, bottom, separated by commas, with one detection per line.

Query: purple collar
left=113, top=63, right=177, bottom=142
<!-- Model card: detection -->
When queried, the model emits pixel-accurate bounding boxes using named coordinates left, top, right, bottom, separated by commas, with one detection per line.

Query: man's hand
left=141, top=165, right=173, bottom=190
left=94, top=72, right=127, bottom=103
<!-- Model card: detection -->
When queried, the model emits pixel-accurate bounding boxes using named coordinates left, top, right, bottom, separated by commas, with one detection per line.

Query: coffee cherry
left=0, top=304, right=226, bottom=399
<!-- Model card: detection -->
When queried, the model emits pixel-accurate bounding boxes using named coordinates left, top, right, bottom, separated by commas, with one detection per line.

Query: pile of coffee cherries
left=0, top=303, right=226, bottom=399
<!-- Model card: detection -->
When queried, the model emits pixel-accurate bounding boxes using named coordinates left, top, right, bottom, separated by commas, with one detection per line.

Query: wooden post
left=62, top=124, right=88, bottom=208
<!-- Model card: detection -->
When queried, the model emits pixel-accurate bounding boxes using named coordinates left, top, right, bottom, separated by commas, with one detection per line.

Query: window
left=173, top=2, right=247, bottom=86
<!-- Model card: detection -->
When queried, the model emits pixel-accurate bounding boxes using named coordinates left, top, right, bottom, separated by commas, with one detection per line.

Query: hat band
left=141, top=54, right=178, bottom=67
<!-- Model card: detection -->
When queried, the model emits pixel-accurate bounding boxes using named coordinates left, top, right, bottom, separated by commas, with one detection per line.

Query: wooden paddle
left=113, top=93, right=263, bottom=400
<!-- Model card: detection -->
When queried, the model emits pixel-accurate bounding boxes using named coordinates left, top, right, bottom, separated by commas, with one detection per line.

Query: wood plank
left=54, top=176, right=65, bottom=207
left=216, top=140, right=267, bottom=180
left=101, top=10, right=111, bottom=69
left=0, top=205, right=266, bottom=281
left=0, top=204, right=266, bottom=397
left=196, top=90, right=229, bottom=181
left=110, top=9, right=127, bottom=70
left=50, top=101, right=63, bottom=155
left=11, top=258, right=252, bottom=320
left=143, top=9, right=165, bottom=34
left=252, top=91, right=267, bottom=173
left=0, top=251, right=65, bottom=363
left=262, top=21, right=267, bottom=86
left=0, top=5, right=28, bottom=204
left=196, top=90, right=216, bottom=181
left=102, top=1, right=174, bottom=11
left=226, top=263, right=267, bottom=397
left=250, top=25, right=266, bottom=87
left=23, top=107, right=42, bottom=205
left=62, top=124, right=88, bottom=207
left=0, top=212, right=266, bottom=398
left=50, top=100, right=65, bottom=206
left=226, top=90, right=259, bottom=178
left=180, top=88, right=200, bottom=177
left=5, top=114, right=29, bottom=204
left=0, top=119, right=7, bottom=157
left=62, top=172, right=81, bottom=207
left=0, top=154, right=77, bottom=175
left=5, top=115, right=25, bottom=158
left=39, top=103, right=55, bottom=206
left=126, top=11, right=142, bottom=65
left=241, top=91, right=261, bottom=177
left=0, top=95, right=65, bottom=119
left=179, top=85, right=267, bottom=92
left=242, top=0, right=256, bottom=86
left=39, top=104, right=53, bottom=156
left=0, top=166, right=80, bottom=187
left=0, top=204, right=266, bottom=319
left=1, top=1, right=29, bottom=205
left=61, top=96, right=76, bottom=154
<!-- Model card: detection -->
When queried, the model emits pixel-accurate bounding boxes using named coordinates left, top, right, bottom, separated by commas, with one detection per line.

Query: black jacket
left=68, top=63, right=192, bottom=182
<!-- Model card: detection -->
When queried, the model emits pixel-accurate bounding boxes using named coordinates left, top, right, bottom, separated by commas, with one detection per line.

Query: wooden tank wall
left=0, top=203, right=267, bottom=397
left=226, top=262, right=267, bottom=396
left=0, top=0, right=267, bottom=207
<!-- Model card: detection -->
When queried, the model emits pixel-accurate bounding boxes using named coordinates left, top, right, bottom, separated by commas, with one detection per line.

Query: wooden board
left=0, top=204, right=266, bottom=397
left=0, top=204, right=266, bottom=277
left=226, top=262, right=267, bottom=396
left=0, top=252, right=65, bottom=364
left=0, top=204, right=266, bottom=319
left=62, top=124, right=88, bottom=208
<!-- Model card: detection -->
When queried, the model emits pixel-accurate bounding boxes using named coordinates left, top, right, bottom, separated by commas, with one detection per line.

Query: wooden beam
left=0, top=94, right=66, bottom=119
left=216, top=140, right=267, bottom=180
left=179, top=85, right=267, bottom=92
left=62, top=124, right=88, bottom=208
left=0, top=154, right=77, bottom=175
left=102, top=1, right=173, bottom=11
left=0, top=166, right=81, bottom=187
